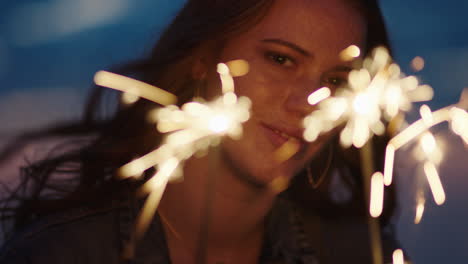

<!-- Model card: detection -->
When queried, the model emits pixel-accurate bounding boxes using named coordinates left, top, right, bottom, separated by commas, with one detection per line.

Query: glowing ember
left=273, top=138, right=301, bottom=163
left=411, top=56, right=425, bottom=72
left=226, top=59, right=250, bottom=77
left=414, top=194, right=425, bottom=224
left=370, top=172, right=384, bottom=218
left=339, top=44, right=361, bottom=61
left=94, top=70, right=177, bottom=106
left=450, top=107, right=468, bottom=144
left=383, top=144, right=395, bottom=186
left=392, top=249, right=405, bottom=264
left=307, top=87, right=331, bottom=105
left=423, top=162, right=446, bottom=205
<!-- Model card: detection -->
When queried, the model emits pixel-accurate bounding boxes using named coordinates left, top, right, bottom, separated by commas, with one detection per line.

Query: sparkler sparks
left=273, top=138, right=301, bottom=163
left=123, top=69, right=251, bottom=237
left=303, top=46, right=434, bottom=148
left=339, top=44, right=361, bottom=61
left=94, top=60, right=252, bottom=242
left=414, top=194, right=425, bottom=225
left=383, top=144, right=395, bottom=186
left=302, top=46, right=466, bottom=264
left=383, top=101, right=466, bottom=188
left=307, top=87, right=331, bottom=105
left=392, top=249, right=405, bottom=264
left=423, top=162, right=446, bottom=205
left=370, top=172, right=384, bottom=218
left=410, top=56, right=425, bottom=72
left=94, top=70, right=177, bottom=106
left=450, top=107, right=468, bottom=144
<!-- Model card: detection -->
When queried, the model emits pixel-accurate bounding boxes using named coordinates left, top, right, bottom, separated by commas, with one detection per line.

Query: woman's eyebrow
left=261, top=38, right=311, bottom=57
left=330, top=65, right=353, bottom=72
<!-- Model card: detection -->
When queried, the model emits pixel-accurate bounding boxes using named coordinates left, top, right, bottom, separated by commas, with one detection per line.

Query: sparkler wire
left=359, top=140, right=384, bottom=264
left=98, top=60, right=255, bottom=261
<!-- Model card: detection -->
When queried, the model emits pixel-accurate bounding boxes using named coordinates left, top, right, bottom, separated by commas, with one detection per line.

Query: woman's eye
left=322, top=76, right=347, bottom=88
left=265, top=52, right=295, bottom=67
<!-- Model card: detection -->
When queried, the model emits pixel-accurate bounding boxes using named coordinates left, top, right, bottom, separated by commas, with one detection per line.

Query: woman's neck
left=158, top=150, right=276, bottom=263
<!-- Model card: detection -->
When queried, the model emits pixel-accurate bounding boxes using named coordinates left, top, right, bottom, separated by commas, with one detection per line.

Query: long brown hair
left=1, top=0, right=395, bottom=237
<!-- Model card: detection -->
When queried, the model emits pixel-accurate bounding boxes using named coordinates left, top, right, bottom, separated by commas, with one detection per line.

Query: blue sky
left=0, top=0, right=467, bottom=262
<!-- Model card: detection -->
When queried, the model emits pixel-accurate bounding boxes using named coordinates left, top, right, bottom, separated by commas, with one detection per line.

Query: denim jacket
left=0, top=198, right=319, bottom=264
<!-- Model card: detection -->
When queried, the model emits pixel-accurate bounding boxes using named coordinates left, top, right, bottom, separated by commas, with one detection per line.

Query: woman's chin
left=245, top=164, right=299, bottom=190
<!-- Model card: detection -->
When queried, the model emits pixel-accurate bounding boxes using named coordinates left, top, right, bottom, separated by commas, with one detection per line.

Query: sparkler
left=94, top=61, right=252, bottom=245
left=303, top=45, right=467, bottom=264
left=304, top=46, right=466, bottom=213
left=380, top=98, right=468, bottom=224
left=303, top=46, right=434, bottom=148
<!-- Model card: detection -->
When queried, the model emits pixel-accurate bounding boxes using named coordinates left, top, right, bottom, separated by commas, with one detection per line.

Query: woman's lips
left=262, top=124, right=289, bottom=147
left=261, top=123, right=304, bottom=150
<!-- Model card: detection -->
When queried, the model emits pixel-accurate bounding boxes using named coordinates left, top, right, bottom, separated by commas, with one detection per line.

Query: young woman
left=0, top=0, right=399, bottom=263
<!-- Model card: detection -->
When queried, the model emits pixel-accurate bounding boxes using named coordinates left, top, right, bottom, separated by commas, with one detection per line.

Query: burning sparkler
left=304, top=46, right=466, bottom=213
left=94, top=61, right=252, bottom=243
left=303, top=46, right=434, bottom=149
left=303, top=45, right=467, bottom=264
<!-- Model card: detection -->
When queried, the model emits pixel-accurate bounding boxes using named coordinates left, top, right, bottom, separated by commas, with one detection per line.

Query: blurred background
left=0, top=0, right=467, bottom=262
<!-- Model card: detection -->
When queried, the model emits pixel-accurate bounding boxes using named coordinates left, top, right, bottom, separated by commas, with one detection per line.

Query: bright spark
left=209, top=114, right=230, bottom=133
left=424, top=162, right=446, bottom=205
left=94, top=70, right=177, bottom=106
left=383, top=144, right=395, bottom=186
left=383, top=105, right=450, bottom=192
left=370, top=172, right=384, bottom=218
left=226, top=59, right=250, bottom=77
left=420, top=132, right=437, bottom=156
left=307, top=87, right=331, bottom=105
left=273, top=138, right=301, bottom=163
left=450, top=107, right=468, bottom=144
left=339, top=45, right=361, bottom=61
left=389, top=107, right=452, bottom=150
left=218, top=63, right=235, bottom=94
left=414, top=194, right=425, bottom=224
left=392, top=249, right=405, bottom=264
left=411, top=56, right=425, bottom=72
left=420, top=104, right=434, bottom=125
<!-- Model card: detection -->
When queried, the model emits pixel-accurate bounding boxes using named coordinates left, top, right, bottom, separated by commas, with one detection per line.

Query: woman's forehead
left=240, top=0, right=366, bottom=51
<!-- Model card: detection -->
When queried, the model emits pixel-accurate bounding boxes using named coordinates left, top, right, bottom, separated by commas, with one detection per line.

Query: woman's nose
left=283, top=82, right=320, bottom=119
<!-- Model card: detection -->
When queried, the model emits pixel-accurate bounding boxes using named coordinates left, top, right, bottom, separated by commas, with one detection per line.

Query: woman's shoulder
left=0, top=202, right=130, bottom=264
left=0, top=198, right=171, bottom=264
left=284, top=197, right=404, bottom=264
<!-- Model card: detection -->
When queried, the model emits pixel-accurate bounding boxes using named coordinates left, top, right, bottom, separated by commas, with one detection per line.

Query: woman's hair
left=1, top=0, right=395, bottom=237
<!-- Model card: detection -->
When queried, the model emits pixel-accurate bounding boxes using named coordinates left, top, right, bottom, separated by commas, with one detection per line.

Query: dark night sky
left=0, top=1, right=467, bottom=263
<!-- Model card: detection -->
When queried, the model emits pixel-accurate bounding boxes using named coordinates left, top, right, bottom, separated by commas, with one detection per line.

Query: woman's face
left=204, top=0, right=366, bottom=185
